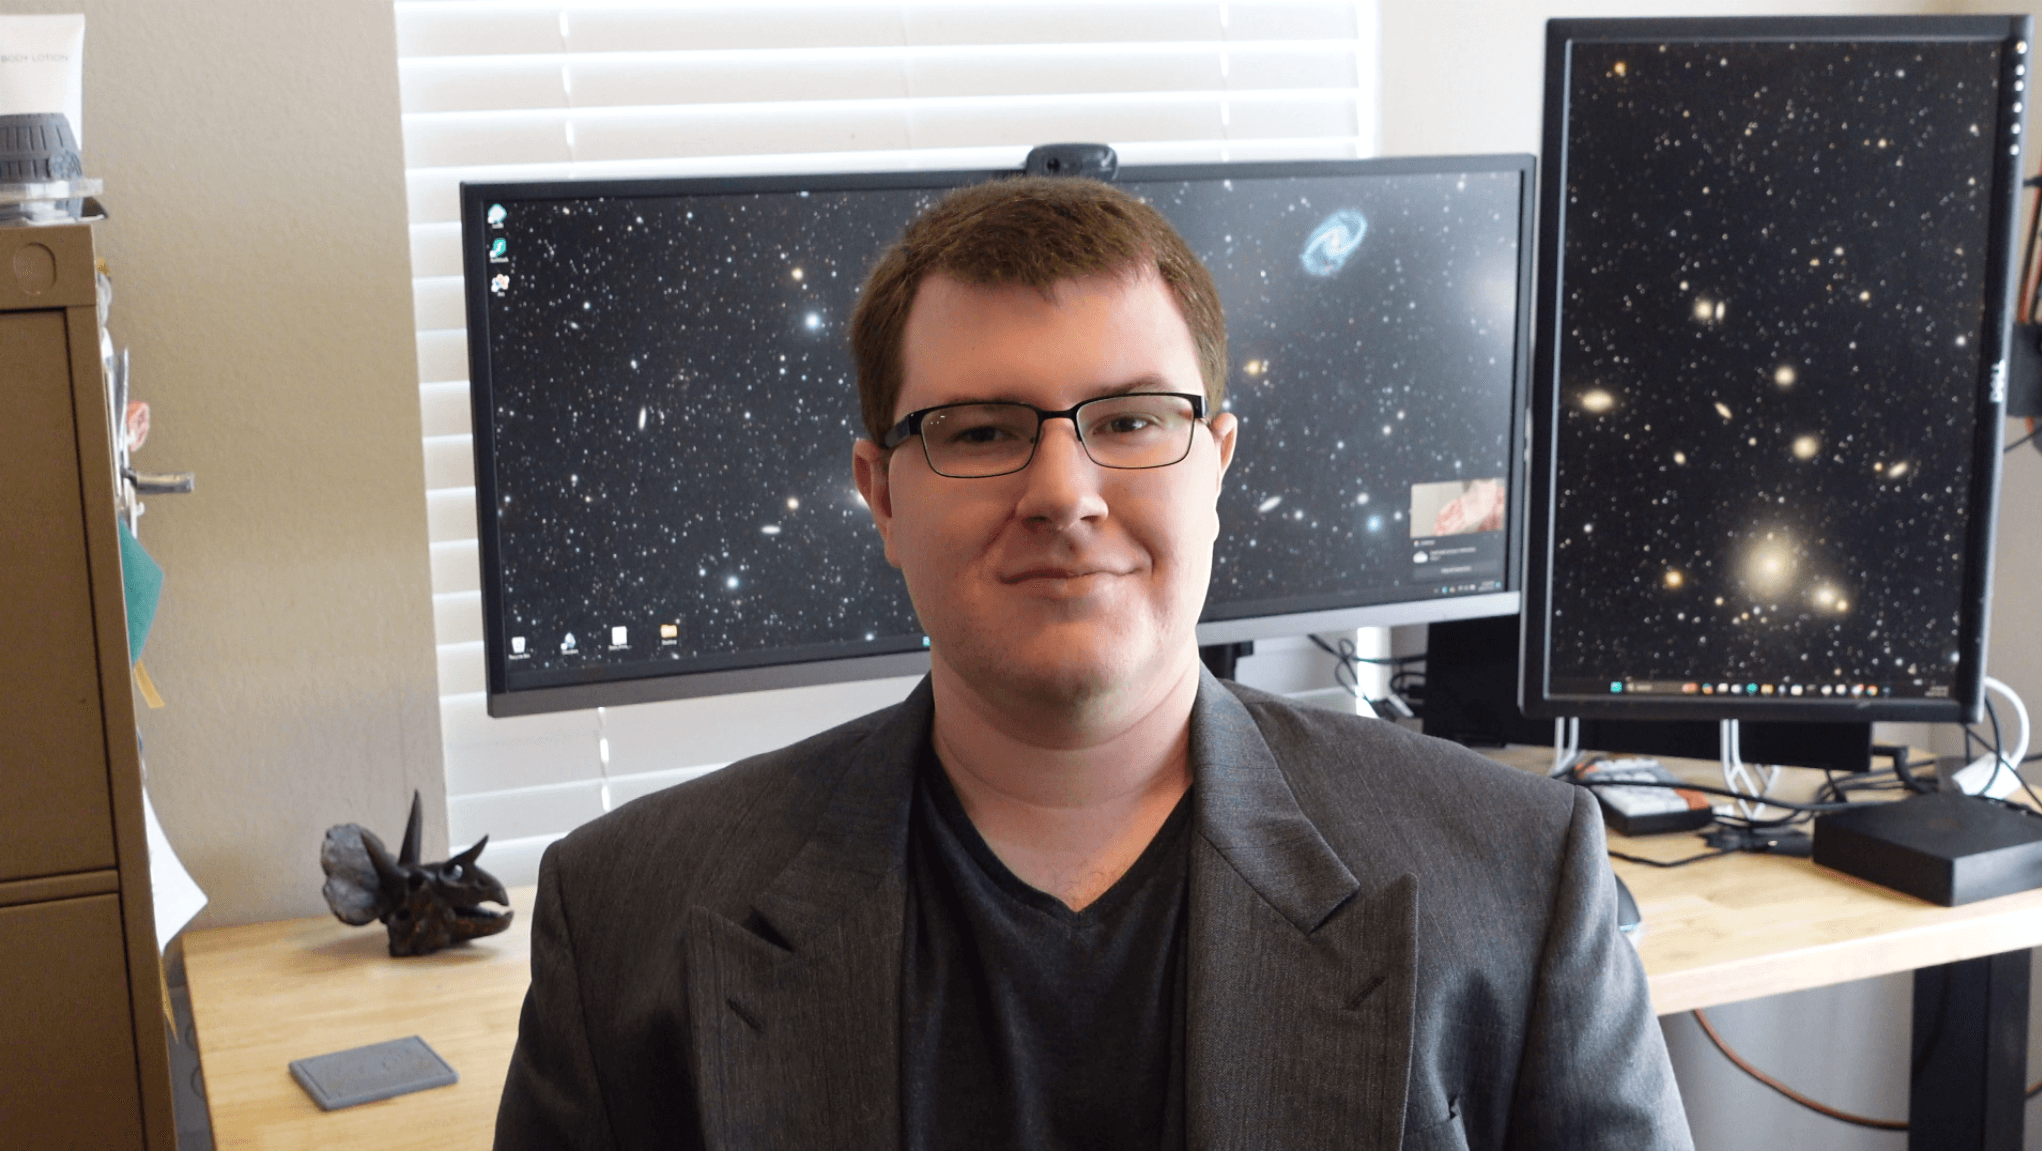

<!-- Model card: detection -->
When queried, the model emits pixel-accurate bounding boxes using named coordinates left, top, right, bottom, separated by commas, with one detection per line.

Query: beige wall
left=1382, top=0, right=1953, bottom=157
left=7, top=0, right=444, bottom=927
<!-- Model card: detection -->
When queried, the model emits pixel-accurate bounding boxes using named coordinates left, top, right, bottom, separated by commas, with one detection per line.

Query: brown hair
left=849, top=176, right=1227, bottom=441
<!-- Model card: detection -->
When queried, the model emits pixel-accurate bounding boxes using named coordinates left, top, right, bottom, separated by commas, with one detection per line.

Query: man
left=496, top=177, right=1691, bottom=1149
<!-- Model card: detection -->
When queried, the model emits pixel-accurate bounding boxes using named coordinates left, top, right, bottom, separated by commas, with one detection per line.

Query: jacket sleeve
left=495, top=842, right=619, bottom=1150
left=1504, top=788, right=1694, bottom=1150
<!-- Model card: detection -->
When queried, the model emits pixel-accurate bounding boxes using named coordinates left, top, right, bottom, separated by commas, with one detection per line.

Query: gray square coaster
left=288, top=1035, right=458, bottom=1110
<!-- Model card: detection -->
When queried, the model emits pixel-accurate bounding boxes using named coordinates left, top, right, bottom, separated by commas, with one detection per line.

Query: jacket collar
left=748, top=677, right=931, bottom=952
left=1187, top=666, right=1362, bottom=930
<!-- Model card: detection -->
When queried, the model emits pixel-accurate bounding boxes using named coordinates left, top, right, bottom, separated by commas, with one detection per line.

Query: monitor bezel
left=461, top=153, right=1538, bottom=717
left=1520, top=15, right=2025, bottom=724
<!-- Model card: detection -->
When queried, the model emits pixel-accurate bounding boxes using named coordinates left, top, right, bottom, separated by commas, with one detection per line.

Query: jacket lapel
left=685, top=681, right=931, bottom=1151
left=1186, top=672, right=1419, bottom=1151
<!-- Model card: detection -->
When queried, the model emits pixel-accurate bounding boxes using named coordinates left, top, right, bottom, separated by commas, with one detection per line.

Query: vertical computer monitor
left=1521, top=16, right=2025, bottom=724
left=463, top=155, right=1534, bottom=717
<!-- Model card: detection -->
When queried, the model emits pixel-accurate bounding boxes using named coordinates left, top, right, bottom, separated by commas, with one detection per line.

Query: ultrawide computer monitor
left=463, top=155, right=1535, bottom=717
left=1521, top=16, right=2025, bottom=724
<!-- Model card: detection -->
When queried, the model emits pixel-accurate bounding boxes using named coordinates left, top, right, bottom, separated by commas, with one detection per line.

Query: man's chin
left=936, top=623, right=1190, bottom=720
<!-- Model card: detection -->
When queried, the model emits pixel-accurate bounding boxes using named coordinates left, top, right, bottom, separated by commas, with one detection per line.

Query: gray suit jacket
left=495, top=672, right=1691, bottom=1150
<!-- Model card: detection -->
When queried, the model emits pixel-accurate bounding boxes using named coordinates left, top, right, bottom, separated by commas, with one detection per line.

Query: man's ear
left=1207, top=411, right=1238, bottom=489
left=851, top=439, right=902, bottom=568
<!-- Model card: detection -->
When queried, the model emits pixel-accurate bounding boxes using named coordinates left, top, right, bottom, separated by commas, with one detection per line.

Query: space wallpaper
left=480, top=169, right=1522, bottom=686
left=1545, top=39, right=2002, bottom=700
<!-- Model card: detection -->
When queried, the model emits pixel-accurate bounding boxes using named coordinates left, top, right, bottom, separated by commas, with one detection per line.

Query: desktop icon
left=659, top=623, right=679, bottom=640
left=510, top=636, right=525, bottom=654
left=1746, top=683, right=1758, bottom=695
left=1761, top=684, right=1774, bottom=695
left=1717, top=683, right=1730, bottom=694
left=490, top=273, right=510, bottom=295
left=611, top=626, right=628, bottom=646
left=1701, top=684, right=1714, bottom=694
left=1850, top=684, right=1864, bottom=696
left=1610, top=681, right=1624, bottom=693
left=561, top=632, right=577, bottom=653
left=1682, top=682, right=1698, bottom=694
left=487, top=203, right=507, bottom=227
left=1790, top=685, right=1803, bottom=696
left=489, top=237, right=508, bottom=262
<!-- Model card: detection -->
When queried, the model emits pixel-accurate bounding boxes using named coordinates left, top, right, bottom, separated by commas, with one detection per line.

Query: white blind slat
left=403, top=46, right=1362, bottom=116
left=414, top=276, right=468, bottom=332
left=411, top=222, right=465, bottom=278
left=420, top=380, right=471, bottom=437
left=400, top=58, right=570, bottom=115
left=416, top=328, right=470, bottom=384
left=904, top=4, right=1223, bottom=44
left=568, top=6, right=908, bottom=53
left=406, top=90, right=1360, bottom=170
left=440, top=689, right=600, bottom=748
left=450, top=780, right=607, bottom=844
left=427, top=486, right=480, bottom=544
left=433, top=590, right=485, bottom=645
left=396, top=6, right=565, bottom=58
left=601, top=675, right=923, bottom=775
left=431, top=540, right=482, bottom=598
left=436, top=635, right=487, bottom=694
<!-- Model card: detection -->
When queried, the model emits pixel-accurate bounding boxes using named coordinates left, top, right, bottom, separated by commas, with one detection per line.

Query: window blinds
left=395, top=0, right=1380, bottom=885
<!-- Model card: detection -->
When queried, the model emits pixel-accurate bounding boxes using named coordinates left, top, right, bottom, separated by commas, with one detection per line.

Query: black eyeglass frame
left=879, top=392, right=1210, bottom=478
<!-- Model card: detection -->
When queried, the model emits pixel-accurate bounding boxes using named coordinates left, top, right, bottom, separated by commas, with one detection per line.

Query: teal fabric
left=117, top=519, right=162, bottom=663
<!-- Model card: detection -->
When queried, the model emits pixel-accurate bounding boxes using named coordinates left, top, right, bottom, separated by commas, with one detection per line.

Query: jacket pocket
left=1402, top=1097, right=1469, bottom=1151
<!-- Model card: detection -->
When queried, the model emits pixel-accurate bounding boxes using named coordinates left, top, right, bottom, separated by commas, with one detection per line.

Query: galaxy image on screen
left=1544, top=39, right=2002, bottom=701
left=477, top=166, right=1522, bottom=690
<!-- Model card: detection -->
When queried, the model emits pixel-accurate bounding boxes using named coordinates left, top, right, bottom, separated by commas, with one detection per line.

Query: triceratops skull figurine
left=320, top=791, right=513, bottom=957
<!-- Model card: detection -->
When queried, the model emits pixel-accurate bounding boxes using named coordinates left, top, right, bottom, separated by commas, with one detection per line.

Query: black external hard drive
left=1812, top=793, right=2042, bottom=906
left=288, top=1035, right=458, bottom=1110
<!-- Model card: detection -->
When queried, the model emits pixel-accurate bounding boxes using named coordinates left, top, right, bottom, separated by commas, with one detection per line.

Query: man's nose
left=1016, top=417, right=1109, bottom=528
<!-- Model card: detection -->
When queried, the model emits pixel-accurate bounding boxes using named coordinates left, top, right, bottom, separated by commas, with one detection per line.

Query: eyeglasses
left=881, top=392, right=1208, bottom=479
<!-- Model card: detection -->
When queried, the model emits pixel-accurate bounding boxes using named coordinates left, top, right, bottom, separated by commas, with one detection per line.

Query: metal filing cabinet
left=0, top=224, right=175, bottom=1149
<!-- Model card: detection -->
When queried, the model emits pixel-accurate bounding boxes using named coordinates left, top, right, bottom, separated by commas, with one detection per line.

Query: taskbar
left=1554, top=677, right=1951, bottom=702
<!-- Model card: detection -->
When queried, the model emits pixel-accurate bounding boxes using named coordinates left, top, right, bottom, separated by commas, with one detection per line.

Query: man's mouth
left=1003, top=567, right=1117, bottom=584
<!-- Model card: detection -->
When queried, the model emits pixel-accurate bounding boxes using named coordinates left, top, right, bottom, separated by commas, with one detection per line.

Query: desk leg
left=1909, top=948, right=2028, bottom=1150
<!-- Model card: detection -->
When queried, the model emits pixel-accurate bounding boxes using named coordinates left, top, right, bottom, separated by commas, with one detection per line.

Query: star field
left=481, top=168, right=1523, bottom=684
left=1546, top=39, right=2002, bottom=698
left=1144, top=171, right=1521, bottom=619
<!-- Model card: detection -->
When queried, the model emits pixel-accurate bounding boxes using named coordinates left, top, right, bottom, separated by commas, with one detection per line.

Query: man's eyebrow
left=1095, top=373, right=1177, bottom=396
left=935, top=374, right=1181, bottom=407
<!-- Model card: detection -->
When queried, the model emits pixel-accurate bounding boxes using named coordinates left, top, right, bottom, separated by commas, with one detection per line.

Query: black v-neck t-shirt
left=900, top=747, right=1192, bottom=1151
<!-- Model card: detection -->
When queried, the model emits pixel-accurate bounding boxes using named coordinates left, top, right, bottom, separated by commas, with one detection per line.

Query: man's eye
left=1090, top=414, right=1159, bottom=437
left=948, top=424, right=1015, bottom=444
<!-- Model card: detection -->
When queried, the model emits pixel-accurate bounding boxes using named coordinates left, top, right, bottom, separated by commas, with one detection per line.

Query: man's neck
left=926, top=652, right=1201, bottom=911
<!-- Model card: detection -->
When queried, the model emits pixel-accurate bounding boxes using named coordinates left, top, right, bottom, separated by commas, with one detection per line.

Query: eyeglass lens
left=920, top=394, right=1200, bottom=477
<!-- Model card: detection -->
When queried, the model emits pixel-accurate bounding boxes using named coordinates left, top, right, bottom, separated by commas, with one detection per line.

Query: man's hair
left=849, top=176, right=1227, bottom=442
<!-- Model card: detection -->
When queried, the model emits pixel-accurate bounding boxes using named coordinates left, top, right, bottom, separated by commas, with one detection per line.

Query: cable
left=2007, top=423, right=2040, bottom=454
left=1571, top=775, right=1858, bottom=814
left=1607, top=847, right=1732, bottom=868
left=2019, top=179, right=2042, bottom=324
left=1310, top=633, right=1424, bottom=709
left=1690, top=1009, right=1907, bottom=1131
left=1307, top=633, right=1425, bottom=666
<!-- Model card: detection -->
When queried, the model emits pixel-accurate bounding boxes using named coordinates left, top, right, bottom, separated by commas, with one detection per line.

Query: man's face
left=852, top=269, right=1237, bottom=719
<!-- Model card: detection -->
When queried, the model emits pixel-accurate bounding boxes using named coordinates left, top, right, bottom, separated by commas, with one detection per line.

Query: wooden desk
left=183, top=886, right=535, bottom=1150
left=1480, top=747, right=2042, bottom=1014
left=184, top=762, right=2042, bottom=1148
